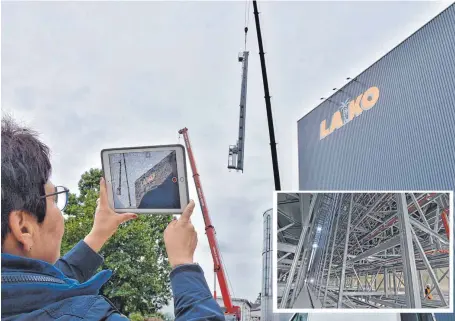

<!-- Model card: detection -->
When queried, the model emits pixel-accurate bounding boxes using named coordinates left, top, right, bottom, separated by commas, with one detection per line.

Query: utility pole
left=252, top=0, right=281, bottom=191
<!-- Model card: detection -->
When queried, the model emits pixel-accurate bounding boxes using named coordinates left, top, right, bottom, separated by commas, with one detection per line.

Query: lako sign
left=320, top=86, right=380, bottom=140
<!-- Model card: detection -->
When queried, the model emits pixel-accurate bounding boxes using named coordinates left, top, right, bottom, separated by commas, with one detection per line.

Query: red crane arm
left=178, top=127, right=236, bottom=314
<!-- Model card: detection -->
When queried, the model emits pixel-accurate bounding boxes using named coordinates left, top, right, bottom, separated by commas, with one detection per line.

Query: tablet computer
left=101, top=145, right=189, bottom=214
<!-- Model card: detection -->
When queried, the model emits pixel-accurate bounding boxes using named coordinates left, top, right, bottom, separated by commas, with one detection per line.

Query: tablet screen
left=108, top=150, right=181, bottom=209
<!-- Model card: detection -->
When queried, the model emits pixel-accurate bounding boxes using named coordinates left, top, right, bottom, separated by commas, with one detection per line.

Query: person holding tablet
left=1, top=116, right=224, bottom=321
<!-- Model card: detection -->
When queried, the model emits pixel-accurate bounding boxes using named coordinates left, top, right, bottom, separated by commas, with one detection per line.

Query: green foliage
left=129, top=312, right=170, bottom=321
left=78, top=168, right=103, bottom=198
left=61, top=168, right=173, bottom=316
left=129, top=312, right=144, bottom=321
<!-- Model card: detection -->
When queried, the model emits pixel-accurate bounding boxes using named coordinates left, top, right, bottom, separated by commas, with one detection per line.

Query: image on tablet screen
left=108, top=150, right=181, bottom=209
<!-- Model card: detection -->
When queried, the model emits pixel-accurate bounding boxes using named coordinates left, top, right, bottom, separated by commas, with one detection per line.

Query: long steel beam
left=323, top=195, right=341, bottom=307
left=338, top=193, right=353, bottom=308
left=396, top=193, right=422, bottom=308
left=280, top=194, right=318, bottom=307
left=278, top=242, right=296, bottom=254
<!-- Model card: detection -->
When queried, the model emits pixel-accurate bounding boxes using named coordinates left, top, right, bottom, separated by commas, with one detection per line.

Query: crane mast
left=178, top=127, right=241, bottom=321
left=228, top=50, right=249, bottom=172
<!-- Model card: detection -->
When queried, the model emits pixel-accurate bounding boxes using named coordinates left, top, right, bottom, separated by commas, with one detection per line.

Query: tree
left=61, top=168, right=173, bottom=315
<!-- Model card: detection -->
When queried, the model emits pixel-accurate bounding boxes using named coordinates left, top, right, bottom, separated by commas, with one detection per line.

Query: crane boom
left=178, top=127, right=241, bottom=321
left=252, top=0, right=281, bottom=190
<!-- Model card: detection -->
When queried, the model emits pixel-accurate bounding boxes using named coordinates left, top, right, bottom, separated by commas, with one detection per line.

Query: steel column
left=323, top=196, right=341, bottom=307
left=396, top=193, right=422, bottom=308
left=280, top=194, right=317, bottom=308
left=338, top=193, right=353, bottom=308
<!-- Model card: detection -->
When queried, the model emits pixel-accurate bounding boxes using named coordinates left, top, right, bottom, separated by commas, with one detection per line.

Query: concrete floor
left=294, top=286, right=322, bottom=308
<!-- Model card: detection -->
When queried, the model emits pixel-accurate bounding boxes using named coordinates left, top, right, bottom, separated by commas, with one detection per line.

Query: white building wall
left=250, top=309, right=261, bottom=321
left=216, top=298, right=252, bottom=321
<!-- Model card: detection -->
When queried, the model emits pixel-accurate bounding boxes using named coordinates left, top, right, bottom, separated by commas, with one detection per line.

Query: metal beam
left=338, top=193, right=353, bottom=308
left=396, top=193, right=422, bottom=308
left=292, top=196, right=322, bottom=305
left=353, top=193, right=388, bottom=229
left=343, top=291, right=386, bottom=296
left=346, top=235, right=401, bottom=264
left=409, top=217, right=449, bottom=245
left=278, top=242, right=296, bottom=254
left=277, top=208, right=295, bottom=223
left=280, top=194, right=318, bottom=308
left=323, top=195, right=341, bottom=307
left=411, top=228, right=448, bottom=306
left=410, top=193, right=433, bottom=238
left=277, top=223, right=294, bottom=233
left=384, top=268, right=388, bottom=297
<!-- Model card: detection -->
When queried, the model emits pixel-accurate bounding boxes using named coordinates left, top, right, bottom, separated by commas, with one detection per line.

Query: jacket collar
left=1, top=253, right=112, bottom=317
left=2, top=253, right=71, bottom=279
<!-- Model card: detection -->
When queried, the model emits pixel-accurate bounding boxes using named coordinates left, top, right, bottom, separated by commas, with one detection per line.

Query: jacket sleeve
left=171, top=264, right=225, bottom=321
left=54, top=240, right=104, bottom=283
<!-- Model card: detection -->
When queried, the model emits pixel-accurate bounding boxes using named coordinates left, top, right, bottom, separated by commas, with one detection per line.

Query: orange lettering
left=348, top=95, right=363, bottom=121
left=329, top=111, right=343, bottom=133
left=320, top=120, right=331, bottom=139
left=361, top=86, right=380, bottom=110
left=320, top=86, right=380, bottom=140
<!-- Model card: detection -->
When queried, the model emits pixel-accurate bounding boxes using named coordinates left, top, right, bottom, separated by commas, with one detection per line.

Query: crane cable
left=219, top=249, right=236, bottom=300
left=244, top=0, right=251, bottom=50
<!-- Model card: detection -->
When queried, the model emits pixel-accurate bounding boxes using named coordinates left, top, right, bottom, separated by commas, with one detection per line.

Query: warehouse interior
left=276, top=193, right=451, bottom=309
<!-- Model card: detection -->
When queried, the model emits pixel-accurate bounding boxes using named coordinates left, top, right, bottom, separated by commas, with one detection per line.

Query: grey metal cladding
left=297, top=4, right=455, bottom=191
left=298, top=6, right=454, bottom=319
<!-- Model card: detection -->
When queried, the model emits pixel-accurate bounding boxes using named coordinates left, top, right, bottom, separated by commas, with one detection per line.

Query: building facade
left=297, top=4, right=454, bottom=321
left=298, top=4, right=455, bottom=192
left=216, top=297, right=252, bottom=321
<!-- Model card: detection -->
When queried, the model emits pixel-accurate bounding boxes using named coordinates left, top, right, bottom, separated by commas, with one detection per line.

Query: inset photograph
left=274, top=192, right=452, bottom=312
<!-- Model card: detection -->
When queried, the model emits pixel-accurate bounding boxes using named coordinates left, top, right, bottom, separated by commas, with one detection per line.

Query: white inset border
left=272, top=190, right=453, bottom=314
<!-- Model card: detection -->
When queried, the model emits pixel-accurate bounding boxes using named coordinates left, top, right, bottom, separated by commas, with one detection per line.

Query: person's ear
left=8, top=210, right=36, bottom=252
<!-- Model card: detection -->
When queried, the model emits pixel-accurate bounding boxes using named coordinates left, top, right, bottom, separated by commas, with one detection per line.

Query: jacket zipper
left=1, top=273, right=66, bottom=284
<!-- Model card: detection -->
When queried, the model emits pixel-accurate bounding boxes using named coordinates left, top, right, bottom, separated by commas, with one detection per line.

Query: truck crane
left=178, top=127, right=241, bottom=321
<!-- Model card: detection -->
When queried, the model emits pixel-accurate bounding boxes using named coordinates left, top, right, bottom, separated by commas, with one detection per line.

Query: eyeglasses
left=41, top=186, right=70, bottom=211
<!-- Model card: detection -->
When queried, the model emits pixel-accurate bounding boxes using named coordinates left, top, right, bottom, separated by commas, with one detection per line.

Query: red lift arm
left=178, top=127, right=241, bottom=321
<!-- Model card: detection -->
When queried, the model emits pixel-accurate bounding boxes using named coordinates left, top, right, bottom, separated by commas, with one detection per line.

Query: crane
left=178, top=127, right=241, bottom=321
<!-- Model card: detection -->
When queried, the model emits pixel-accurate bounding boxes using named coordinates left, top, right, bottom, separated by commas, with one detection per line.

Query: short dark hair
left=1, top=116, right=52, bottom=244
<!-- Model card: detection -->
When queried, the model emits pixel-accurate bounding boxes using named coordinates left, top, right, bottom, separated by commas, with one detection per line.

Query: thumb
left=99, top=177, right=109, bottom=207
left=118, top=213, right=139, bottom=224
left=179, top=200, right=195, bottom=224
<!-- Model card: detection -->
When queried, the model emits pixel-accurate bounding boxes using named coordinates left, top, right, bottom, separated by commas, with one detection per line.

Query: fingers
left=179, top=200, right=195, bottom=224
left=99, top=177, right=108, bottom=207
left=118, top=213, right=138, bottom=224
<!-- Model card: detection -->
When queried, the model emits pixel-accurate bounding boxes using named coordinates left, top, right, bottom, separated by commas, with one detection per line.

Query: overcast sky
left=2, top=0, right=452, bottom=318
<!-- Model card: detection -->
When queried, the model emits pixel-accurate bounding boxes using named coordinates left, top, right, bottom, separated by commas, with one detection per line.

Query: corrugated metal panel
left=434, top=313, right=454, bottom=321
left=297, top=4, right=454, bottom=318
left=298, top=4, right=455, bottom=191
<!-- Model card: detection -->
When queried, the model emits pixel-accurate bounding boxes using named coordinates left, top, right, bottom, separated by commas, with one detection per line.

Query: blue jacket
left=1, top=240, right=225, bottom=321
